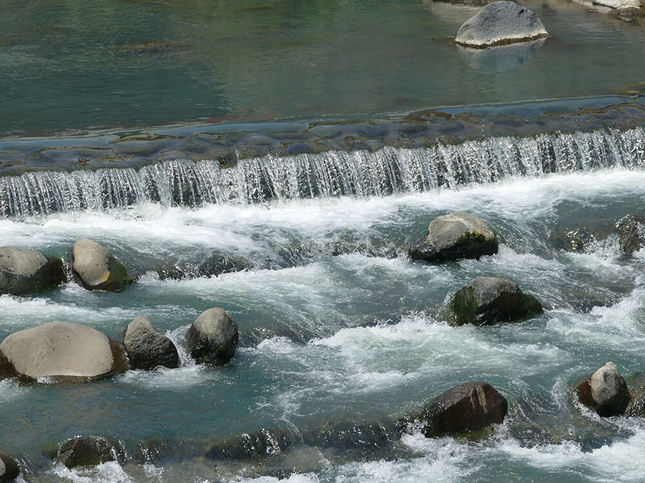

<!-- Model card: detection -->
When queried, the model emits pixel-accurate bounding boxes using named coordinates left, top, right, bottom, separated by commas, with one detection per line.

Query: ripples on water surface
left=0, top=0, right=644, bottom=135
left=2, top=169, right=645, bottom=480
left=2, top=0, right=645, bottom=480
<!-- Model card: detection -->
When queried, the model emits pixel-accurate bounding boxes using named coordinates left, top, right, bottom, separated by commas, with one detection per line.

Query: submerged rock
left=123, top=317, right=179, bottom=370
left=205, top=428, right=293, bottom=460
left=577, top=362, right=631, bottom=417
left=406, top=382, right=508, bottom=437
left=626, top=372, right=645, bottom=417
left=0, top=451, right=19, bottom=482
left=0, top=322, right=128, bottom=382
left=71, top=238, right=129, bottom=291
left=57, top=436, right=125, bottom=469
left=549, top=228, right=598, bottom=253
left=451, top=276, right=543, bottom=326
left=0, top=247, right=65, bottom=296
left=616, top=214, right=645, bottom=256
left=303, top=419, right=396, bottom=450
left=186, top=308, right=239, bottom=366
left=408, top=211, right=498, bottom=262
left=455, top=1, right=549, bottom=48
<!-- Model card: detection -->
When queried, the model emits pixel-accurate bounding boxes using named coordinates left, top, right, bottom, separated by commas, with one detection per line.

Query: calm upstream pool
left=1, top=0, right=644, bottom=136
left=2, top=0, right=645, bottom=481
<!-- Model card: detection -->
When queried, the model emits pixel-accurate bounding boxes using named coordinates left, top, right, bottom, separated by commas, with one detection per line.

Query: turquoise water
left=1, top=0, right=644, bottom=136
left=3, top=170, right=645, bottom=481
left=2, top=0, right=645, bottom=481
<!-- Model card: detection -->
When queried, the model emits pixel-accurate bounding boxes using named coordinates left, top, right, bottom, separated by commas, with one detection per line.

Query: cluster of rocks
left=408, top=210, right=544, bottom=326
left=0, top=238, right=130, bottom=297
left=0, top=307, right=238, bottom=383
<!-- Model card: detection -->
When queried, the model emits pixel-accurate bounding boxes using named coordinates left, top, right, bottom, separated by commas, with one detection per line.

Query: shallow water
left=3, top=169, right=645, bottom=480
left=1, top=0, right=644, bottom=136
left=3, top=0, right=645, bottom=480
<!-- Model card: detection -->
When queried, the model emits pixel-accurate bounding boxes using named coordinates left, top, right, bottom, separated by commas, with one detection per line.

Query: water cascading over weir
left=1, top=126, right=644, bottom=217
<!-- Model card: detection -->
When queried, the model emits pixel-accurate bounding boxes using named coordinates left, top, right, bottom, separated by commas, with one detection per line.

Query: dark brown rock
left=0, top=451, right=19, bottom=481
left=407, top=382, right=508, bottom=437
left=57, top=436, right=125, bottom=469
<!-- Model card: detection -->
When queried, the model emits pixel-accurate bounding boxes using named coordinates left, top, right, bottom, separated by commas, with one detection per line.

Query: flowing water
left=2, top=0, right=645, bottom=481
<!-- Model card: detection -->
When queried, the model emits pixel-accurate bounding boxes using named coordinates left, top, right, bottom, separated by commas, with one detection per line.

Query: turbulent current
left=1, top=126, right=644, bottom=217
left=2, top=126, right=645, bottom=481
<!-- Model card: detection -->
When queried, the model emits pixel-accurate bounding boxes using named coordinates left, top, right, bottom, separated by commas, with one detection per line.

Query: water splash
left=1, top=127, right=644, bottom=217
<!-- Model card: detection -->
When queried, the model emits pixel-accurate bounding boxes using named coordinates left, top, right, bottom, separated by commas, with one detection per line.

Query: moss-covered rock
left=71, top=238, right=130, bottom=292
left=451, top=276, right=543, bottom=326
left=616, top=214, right=645, bottom=256
left=408, top=211, right=498, bottom=263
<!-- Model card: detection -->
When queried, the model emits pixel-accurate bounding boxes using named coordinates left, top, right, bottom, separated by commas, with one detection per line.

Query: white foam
left=49, top=461, right=132, bottom=483
left=3, top=169, right=645, bottom=257
left=498, top=424, right=645, bottom=482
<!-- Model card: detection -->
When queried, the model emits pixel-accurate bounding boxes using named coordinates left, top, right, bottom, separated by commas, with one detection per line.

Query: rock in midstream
left=122, top=317, right=179, bottom=370
left=408, top=211, right=498, bottom=262
left=0, top=246, right=66, bottom=296
left=71, top=238, right=129, bottom=291
left=450, top=276, right=543, bottom=326
left=56, top=436, right=125, bottom=469
left=455, top=1, right=549, bottom=48
left=577, top=362, right=631, bottom=417
left=186, top=308, right=239, bottom=366
left=403, top=381, right=508, bottom=437
left=0, top=451, right=19, bottom=482
left=0, top=322, right=128, bottom=382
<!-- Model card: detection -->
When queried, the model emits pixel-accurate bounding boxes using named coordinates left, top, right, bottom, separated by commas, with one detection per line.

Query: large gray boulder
left=71, top=238, right=129, bottom=292
left=186, top=308, right=239, bottom=366
left=0, top=247, right=65, bottom=296
left=0, top=451, right=19, bottom=482
left=0, top=322, right=128, bottom=382
left=455, top=1, right=549, bottom=48
left=57, top=436, right=125, bottom=469
left=409, top=211, right=498, bottom=262
left=577, top=362, right=631, bottom=417
left=451, top=276, right=543, bottom=326
left=406, top=382, right=508, bottom=437
left=123, top=317, right=179, bottom=370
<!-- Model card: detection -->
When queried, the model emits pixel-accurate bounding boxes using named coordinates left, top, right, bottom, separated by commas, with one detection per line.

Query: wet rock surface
left=409, top=211, right=498, bottom=263
left=0, top=451, right=19, bottom=482
left=451, top=276, right=543, bottom=326
left=186, top=308, right=239, bottom=366
left=71, top=238, right=129, bottom=292
left=405, top=382, right=508, bottom=437
left=57, top=436, right=125, bottom=469
left=0, top=247, right=65, bottom=296
left=577, top=362, right=631, bottom=417
left=122, top=317, right=179, bottom=370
